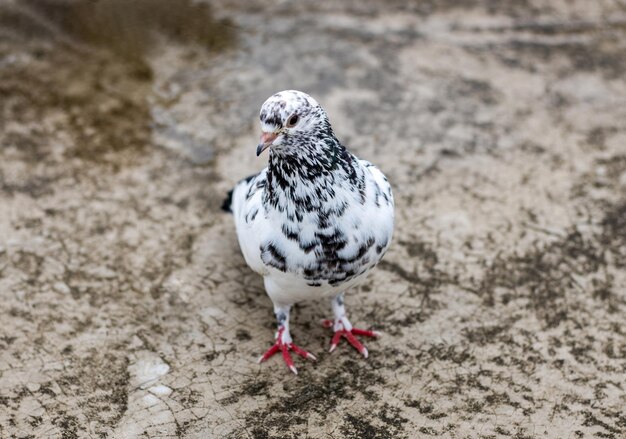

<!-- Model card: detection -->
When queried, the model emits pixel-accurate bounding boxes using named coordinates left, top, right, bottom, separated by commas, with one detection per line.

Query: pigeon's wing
left=230, top=169, right=271, bottom=275
left=360, top=160, right=394, bottom=207
left=359, top=160, right=395, bottom=252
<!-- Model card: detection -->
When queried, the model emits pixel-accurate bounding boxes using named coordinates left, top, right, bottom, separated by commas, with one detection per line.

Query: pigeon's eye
left=286, top=114, right=299, bottom=127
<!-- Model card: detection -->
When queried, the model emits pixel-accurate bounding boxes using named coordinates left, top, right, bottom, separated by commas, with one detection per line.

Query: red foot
left=322, top=320, right=380, bottom=358
left=257, top=327, right=316, bottom=374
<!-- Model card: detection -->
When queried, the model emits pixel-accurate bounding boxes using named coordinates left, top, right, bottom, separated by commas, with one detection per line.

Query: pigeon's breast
left=260, top=168, right=394, bottom=295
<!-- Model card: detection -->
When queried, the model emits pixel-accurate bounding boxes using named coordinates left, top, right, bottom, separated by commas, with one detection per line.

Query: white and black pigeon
left=222, top=90, right=394, bottom=374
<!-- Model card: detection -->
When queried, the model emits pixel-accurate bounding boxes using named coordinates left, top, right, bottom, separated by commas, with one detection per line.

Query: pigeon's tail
left=221, top=188, right=235, bottom=213
left=222, top=173, right=259, bottom=214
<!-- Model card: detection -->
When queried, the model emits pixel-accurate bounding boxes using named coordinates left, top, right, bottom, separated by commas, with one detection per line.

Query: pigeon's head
left=256, top=90, right=331, bottom=156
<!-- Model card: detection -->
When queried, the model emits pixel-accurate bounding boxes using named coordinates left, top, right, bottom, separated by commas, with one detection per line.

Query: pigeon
left=222, top=90, right=394, bottom=374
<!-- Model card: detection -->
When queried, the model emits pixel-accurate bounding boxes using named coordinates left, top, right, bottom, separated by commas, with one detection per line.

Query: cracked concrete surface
left=1, top=0, right=625, bottom=437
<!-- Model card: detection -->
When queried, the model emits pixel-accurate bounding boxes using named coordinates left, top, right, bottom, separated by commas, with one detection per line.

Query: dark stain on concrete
left=231, top=358, right=389, bottom=438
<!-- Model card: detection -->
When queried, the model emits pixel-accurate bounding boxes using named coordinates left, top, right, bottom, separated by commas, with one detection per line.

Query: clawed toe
left=323, top=320, right=380, bottom=358
left=257, top=328, right=316, bottom=374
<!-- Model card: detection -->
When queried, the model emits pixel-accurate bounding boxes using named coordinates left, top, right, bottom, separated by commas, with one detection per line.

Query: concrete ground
left=0, top=0, right=625, bottom=437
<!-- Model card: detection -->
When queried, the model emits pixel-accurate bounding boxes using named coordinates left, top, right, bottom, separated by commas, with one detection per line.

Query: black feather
left=222, top=173, right=260, bottom=213
left=221, top=188, right=234, bottom=213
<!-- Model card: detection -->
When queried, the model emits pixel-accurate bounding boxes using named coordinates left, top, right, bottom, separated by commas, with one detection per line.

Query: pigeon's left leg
left=322, top=293, right=380, bottom=358
left=257, top=305, right=316, bottom=374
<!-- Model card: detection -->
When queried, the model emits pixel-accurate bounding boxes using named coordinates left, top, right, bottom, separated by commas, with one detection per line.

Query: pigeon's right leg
left=257, top=304, right=316, bottom=375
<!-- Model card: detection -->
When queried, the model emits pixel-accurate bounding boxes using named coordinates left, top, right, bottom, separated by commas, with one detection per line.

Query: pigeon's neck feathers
left=263, top=133, right=364, bottom=215
left=268, top=130, right=345, bottom=176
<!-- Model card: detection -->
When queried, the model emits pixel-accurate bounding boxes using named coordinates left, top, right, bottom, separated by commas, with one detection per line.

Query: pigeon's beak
left=256, top=132, right=278, bottom=156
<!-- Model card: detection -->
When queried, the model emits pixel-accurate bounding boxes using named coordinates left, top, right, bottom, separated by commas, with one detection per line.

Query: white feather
left=231, top=161, right=394, bottom=307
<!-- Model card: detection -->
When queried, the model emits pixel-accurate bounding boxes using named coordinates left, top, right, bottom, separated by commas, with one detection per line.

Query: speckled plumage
left=224, top=90, right=394, bottom=373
